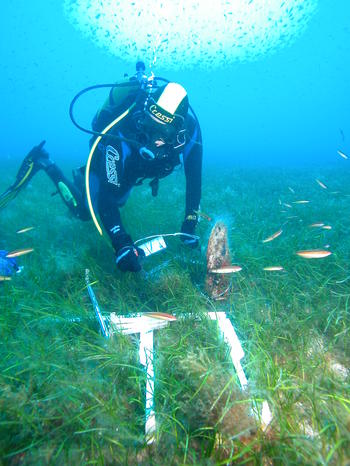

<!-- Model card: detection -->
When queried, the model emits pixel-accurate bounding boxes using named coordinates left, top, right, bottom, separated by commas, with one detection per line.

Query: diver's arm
left=93, top=141, right=134, bottom=253
left=98, top=179, right=145, bottom=272
left=180, top=119, right=202, bottom=247
left=98, top=190, right=143, bottom=272
left=183, top=119, right=203, bottom=218
left=98, top=188, right=133, bottom=252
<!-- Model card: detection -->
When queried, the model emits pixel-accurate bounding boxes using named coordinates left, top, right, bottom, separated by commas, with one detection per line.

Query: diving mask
left=137, top=101, right=187, bottom=160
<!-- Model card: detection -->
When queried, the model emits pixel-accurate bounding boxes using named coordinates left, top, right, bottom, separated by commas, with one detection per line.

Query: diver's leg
left=45, top=164, right=91, bottom=220
left=0, top=141, right=90, bottom=220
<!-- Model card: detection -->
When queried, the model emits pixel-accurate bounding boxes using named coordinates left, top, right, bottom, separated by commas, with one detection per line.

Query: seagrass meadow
left=0, top=162, right=349, bottom=465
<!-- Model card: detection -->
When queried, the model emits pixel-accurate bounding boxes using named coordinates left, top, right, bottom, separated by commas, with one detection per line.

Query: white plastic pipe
left=208, top=312, right=272, bottom=430
left=208, top=312, right=247, bottom=389
left=85, top=269, right=109, bottom=338
left=140, top=330, right=156, bottom=444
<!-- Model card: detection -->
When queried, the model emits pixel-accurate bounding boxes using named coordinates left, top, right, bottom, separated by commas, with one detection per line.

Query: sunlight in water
left=64, top=0, right=318, bottom=69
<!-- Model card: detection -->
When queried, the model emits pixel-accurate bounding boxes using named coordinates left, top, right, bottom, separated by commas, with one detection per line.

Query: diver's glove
left=113, top=232, right=145, bottom=272
left=116, top=245, right=146, bottom=272
left=180, top=215, right=199, bottom=249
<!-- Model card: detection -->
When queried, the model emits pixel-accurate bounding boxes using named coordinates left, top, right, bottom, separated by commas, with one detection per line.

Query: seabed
left=0, top=164, right=349, bottom=465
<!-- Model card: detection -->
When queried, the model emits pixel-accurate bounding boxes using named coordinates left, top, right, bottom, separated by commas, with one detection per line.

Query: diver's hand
left=180, top=217, right=199, bottom=249
left=115, top=245, right=145, bottom=272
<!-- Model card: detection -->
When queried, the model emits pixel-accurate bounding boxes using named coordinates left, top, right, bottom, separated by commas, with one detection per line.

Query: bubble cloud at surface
left=64, top=0, right=318, bottom=69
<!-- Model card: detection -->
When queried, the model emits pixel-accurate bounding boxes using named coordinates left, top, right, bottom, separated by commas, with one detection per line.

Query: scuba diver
left=0, top=62, right=202, bottom=272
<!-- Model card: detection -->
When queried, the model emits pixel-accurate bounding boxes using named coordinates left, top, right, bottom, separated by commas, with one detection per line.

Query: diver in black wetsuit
left=0, top=66, right=203, bottom=272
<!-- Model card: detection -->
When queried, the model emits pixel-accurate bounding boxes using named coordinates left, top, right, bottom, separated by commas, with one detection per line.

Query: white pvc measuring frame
left=108, top=313, right=170, bottom=444
left=86, top=258, right=273, bottom=443
left=95, top=311, right=272, bottom=443
left=207, top=312, right=273, bottom=431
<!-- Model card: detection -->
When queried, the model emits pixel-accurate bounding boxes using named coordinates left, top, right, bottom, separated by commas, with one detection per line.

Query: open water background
left=0, top=0, right=349, bottom=170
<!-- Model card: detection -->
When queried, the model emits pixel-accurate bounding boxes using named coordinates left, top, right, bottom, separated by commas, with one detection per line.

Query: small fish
left=0, top=275, right=12, bottom=281
left=16, top=226, right=35, bottom=234
left=316, top=179, right=327, bottom=189
left=288, top=187, right=295, bottom=194
left=194, top=210, right=212, bottom=222
left=262, top=229, right=283, bottom=243
left=296, top=250, right=332, bottom=259
left=309, top=223, right=325, bottom=228
left=263, top=266, right=284, bottom=271
left=6, top=248, right=34, bottom=258
left=283, top=203, right=292, bottom=208
left=337, top=150, right=348, bottom=160
left=147, top=312, right=176, bottom=321
left=209, top=265, right=242, bottom=274
left=293, top=200, right=310, bottom=204
left=322, top=225, right=332, bottom=230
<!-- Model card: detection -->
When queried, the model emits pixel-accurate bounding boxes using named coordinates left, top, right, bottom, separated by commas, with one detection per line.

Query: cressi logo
left=149, top=104, right=174, bottom=124
left=106, top=145, right=120, bottom=187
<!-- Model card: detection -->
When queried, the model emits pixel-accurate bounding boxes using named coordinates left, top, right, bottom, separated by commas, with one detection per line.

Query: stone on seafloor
left=206, top=222, right=232, bottom=300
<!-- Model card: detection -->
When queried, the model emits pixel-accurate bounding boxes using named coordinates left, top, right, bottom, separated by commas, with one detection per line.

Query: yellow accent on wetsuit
left=85, top=103, right=136, bottom=236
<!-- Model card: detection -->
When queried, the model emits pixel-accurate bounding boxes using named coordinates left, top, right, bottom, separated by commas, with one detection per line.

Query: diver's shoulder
left=185, top=112, right=201, bottom=136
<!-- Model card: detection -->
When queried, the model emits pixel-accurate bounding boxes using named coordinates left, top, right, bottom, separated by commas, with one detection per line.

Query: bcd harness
left=134, top=150, right=181, bottom=197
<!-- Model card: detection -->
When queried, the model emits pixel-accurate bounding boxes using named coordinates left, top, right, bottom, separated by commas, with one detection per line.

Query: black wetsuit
left=46, top=81, right=202, bottom=253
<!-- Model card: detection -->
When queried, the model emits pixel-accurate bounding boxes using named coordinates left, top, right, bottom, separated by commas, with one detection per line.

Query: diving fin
left=0, top=141, right=51, bottom=210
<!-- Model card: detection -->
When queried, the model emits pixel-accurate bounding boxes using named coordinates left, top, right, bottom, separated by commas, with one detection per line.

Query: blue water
left=0, top=0, right=349, bottom=168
